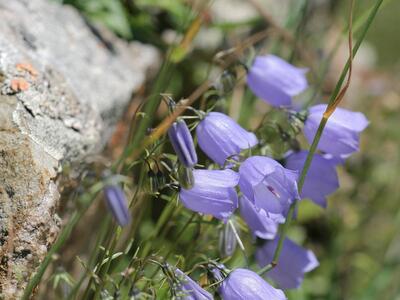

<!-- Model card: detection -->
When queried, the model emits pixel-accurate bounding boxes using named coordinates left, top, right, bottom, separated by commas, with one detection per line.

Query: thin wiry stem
left=66, top=217, right=111, bottom=300
left=259, top=0, right=384, bottom=275
left=145, top=212, right=197, bottom=286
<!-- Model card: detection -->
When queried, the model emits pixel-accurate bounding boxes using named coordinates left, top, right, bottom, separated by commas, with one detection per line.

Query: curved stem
left=261, top=0, right=384, bottom=275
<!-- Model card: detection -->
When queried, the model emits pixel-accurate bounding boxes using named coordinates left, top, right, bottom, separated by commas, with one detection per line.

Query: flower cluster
left=162, top=53, right=369, bottom=297
left=101, top=54, right=368, bottom=298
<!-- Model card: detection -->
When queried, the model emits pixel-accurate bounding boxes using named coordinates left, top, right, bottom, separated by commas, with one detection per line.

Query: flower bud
left=178, top=165, right=194, bottom=190
left=147, top=168, right=166, bottom=193
left=219, top=219, right=238, bottom=257
left=219, top=70, right=236, bottom=94
left=103, top=184, right=131, bottom=227
left=168, top=119, right=198, bottom=168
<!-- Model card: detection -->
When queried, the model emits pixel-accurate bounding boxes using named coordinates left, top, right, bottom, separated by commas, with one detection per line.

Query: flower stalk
left=261, top=0, right=384, bottom=275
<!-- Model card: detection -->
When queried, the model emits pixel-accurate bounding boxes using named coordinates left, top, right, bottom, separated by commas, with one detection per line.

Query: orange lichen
left=10, top=78, right=30, bottom=92
left=16, top=63, right=38, bottom=78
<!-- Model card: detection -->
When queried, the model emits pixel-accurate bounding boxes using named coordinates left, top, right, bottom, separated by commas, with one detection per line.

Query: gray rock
left=0, top=0, right=159, bottom=297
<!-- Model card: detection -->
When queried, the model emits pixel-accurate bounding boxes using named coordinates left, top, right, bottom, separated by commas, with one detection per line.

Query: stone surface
left=0, top=0, right=158, bottom=297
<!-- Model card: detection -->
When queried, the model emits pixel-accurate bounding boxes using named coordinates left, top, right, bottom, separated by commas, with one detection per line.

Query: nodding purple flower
left=103, top=185, right=131, bottom=227
left=196, top=112, right=258, bottom=166
left=168, top=119, right=198, bottom=168
left=239, top=156, right=299, bottom=218
left=179, top=169, right=239, bottom=221
left=285, top=150, right=339, bottom=207
left=247, top=55, right=308, bottom=107
left=256, top=237, right=319, bottom=289
left=219, top=268, right=286, bottom=300
left=239, top=195, right=283, bottom=240
left=173, top=268, right=213, bottom=300
left=304, top=104, right=369, bottom=158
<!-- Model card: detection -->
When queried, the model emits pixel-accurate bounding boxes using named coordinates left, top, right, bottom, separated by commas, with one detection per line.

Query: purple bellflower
left=168, top=119, right=198, bottom=168
left=103, top=185, right=131, bottom=227
left=247, top=54, right=308, bottom=107
left=239, top=156, right=299, bottom=218
left=256, top=237, right=319, bottom=289
left=304, top=104, right=369, bottom=158
left=219, top=268, right=286, bottom=300
left=179, top=169, right=240, bottom=221
left=285, top=150, right=339, bottom=207
left=239, top=195, right=283, bottom=240
left=196, top=112, right=258, bottom=166
left=174, top=268, right=213, bottom=300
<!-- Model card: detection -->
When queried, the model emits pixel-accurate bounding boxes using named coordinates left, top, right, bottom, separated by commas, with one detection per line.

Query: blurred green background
left=56, top=0, right=400, bottom=299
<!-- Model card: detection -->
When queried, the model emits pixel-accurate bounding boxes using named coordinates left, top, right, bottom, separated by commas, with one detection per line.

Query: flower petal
left=256, top=237, right=319, bottom=289
left=304, top=104, right=368, bottom=157
left=285, top=150, right=339, bottom=207
left=239, top=195, right=279, bottom=240
left=179, top=169, right=239, bottom=220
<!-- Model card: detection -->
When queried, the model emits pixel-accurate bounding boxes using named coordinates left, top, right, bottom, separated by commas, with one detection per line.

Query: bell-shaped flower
left=239, top=156, right=299, bottom=218
left=179, top=169, right=239, bottom=221
left=304, top=104, right=369, bottom=158
left=173, top=268, right=213, bottom=300
left=285, top=150, right=339, bottom=207
left=219, top=268, right=286, bottom=300
left=256, top=237, right=319, bottom=289
left=168, top=119, right=198, bottom=167
left=196, top=112, right=258, bottom=166
left=103, top=184, right=131, bottom=226
left=247, top=55, right=308, bottom=107
left=239, top=195, right=283, bottom=240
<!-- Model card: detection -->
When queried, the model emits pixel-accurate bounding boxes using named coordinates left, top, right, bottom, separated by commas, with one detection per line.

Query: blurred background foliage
left=52, top=0, right=400, bottom=299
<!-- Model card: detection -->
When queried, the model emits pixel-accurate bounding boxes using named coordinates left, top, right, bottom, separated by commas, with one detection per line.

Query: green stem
left=113, top=63, right=171, bottom=173
left=81, top=221, right=119, bottom=300
left=297, top=118, right=328, bottom=191
left=288, top=0, right=309, bottom=63
left=66, top=217, right=111, bottom=300
left=327, top=0, right=384, bottom=107
left=146, top=212, right=197, bottom=283
left=140, top=198, right=177, bottom=258
left=307, top=0, right=393, bottom=107
left=261, top=0, right=384, bottom=275
left=92, top=228, right=121, bottom=300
